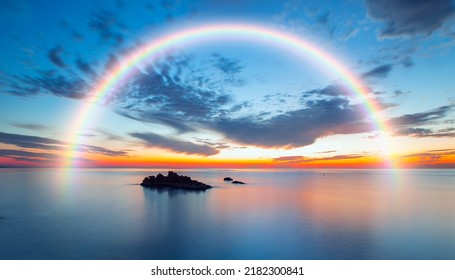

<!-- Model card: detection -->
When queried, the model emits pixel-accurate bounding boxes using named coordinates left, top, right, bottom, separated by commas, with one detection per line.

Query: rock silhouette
left=141, top=171, right=212, bottom=190
left=231, top=180, right=245, bottom=184
left=223, top=177, right=233, bottom=181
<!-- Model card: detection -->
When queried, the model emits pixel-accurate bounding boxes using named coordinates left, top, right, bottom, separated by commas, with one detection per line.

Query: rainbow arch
left=66, top=23, right=393, bottom=167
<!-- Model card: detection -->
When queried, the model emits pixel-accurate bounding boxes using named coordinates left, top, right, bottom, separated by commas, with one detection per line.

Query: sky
left=0, top=0, right=454, bottom=168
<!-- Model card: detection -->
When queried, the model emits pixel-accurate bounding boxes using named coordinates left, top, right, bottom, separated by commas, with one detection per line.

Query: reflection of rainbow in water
left=65, top=23, right=396, bottom=168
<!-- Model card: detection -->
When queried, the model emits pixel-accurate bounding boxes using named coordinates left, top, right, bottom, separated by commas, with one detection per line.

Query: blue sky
left=0, top=0, right=454, bottom=167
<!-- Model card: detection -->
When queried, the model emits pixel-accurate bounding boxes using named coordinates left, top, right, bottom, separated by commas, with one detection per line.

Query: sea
left=0, top=168, right=454, bottom=260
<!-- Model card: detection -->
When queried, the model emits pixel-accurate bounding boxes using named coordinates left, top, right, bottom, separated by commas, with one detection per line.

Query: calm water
left=0, top=168, right=454, bottom=260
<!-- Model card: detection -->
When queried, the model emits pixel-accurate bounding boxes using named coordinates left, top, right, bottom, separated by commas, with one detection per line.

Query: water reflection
left=0, top=169, right=454, bottom=259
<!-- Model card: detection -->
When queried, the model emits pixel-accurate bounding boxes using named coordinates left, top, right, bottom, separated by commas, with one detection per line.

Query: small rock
left=223, top=177, right=233, bottom=181
left=231, top=181, right=245, bottom=184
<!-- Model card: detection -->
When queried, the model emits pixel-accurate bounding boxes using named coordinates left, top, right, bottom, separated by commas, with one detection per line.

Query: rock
left=223, top=177, right=233, bottom=181
left=140, top=171, right=212, bottom=190
left=231, top=180, right=245, bottom=184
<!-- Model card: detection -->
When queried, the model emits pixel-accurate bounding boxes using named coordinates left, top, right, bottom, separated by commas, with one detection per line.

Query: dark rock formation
left=231, top=180, right=245, bottom=184
left=141, top=171, right=212, bottom=190
left=223, top=177, right=233, bottom=181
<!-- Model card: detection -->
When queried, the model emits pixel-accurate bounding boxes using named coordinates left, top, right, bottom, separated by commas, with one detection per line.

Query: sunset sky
left=0, top=0, right=454, bottom=168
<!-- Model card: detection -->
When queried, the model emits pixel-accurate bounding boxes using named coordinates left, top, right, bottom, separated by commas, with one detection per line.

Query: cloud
left=0, top=131, right=62, bottom=150
left=386, top=105, right=455, bottom=138
left=47, top=45, right=66, bottom=68
left=366, top=0, right=455, bottom=38
left=76, top=57, right=96, bottom=76
left=211, top=53, right=245, bottom=85
left=211, top=53, right=243, bottom=75
left=80, top=144, right=129, bottom=157
left=0, top=149, right=92, bottom=165
left=316, top=150, right=337, bottom=154
left=303, top=83, right=355, bottom=98
left=272, top=156, right=306, bottom=163
left=401, top=56, right=414, bottom=68
left=272, top=154, right=364, bottom=164
left=393, top=90, right=408, bottom=96
left=89, top=9, right=125, bottom=44
left=113, top=59, right=234, bottom=132
left=396, top=127, right=455, bottom=138
left=130, top=132, right=218, bottom=156
left=0, top=131, right=128, bottom=157
left=10, top=122, right=48, bottom=131
left=0, top=149, right=59, bottom=160
left=362, top=64, right=393, bottom=79
left=211, top=97, right=373, bottom=148
left=13, top=71, right=89, bottom=99
left=388, top=105, right=454, bottom=126
left=401, top=148, right=455, bottom=167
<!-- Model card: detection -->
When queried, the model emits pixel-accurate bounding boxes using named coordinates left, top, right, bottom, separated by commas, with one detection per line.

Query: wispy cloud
left=47, top=45, right=66, bottom=68
left=366, top=0, right=455, bottom=38
left=12, top=71, right=90, bottom=99
left=89, top=9, right=125, bottom=44
left=10, top=122, right=49, bottom=131
left=130, top=132, right=218, bottom=156
left=0, top=131, right=128, bottom=157
left=388, top=105, right=454, bottom=126
left=362, top=64, right=393, bottom=79
left=0, top=149, right=92, bottom=165
left=272, top=154, right=364, bottom=164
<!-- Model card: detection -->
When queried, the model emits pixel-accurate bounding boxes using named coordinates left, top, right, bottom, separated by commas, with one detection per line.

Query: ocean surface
left=0, top=168, right=454, bottom=260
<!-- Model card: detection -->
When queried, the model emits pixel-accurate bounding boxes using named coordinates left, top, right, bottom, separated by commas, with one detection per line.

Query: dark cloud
left=0, top=149, right=60, bottom=163
left=401, top=56, right=414, bottom=68
left=0, top=131, right=62, bottom=150
left=396, top=127, right=455, bottom=138
left=117, top=111, right=195, bottom=133
left=387, top=105, right=455, bottom=138
left=47, top=45, right=66, bottom=68
left=303, top=83, right=353, bottom=98
left=362, top=64, right=393, bottom=79
left=0, top=149, right=92, bottom=165
left=388, top=105, right=454, bottom=126
left=212, top=98, right=372, bottom=148
left=366, top=0, right=455, bottom=38
left=397, top=127, right=433, bottom=137
left=316, top=10, right=336, bottom=37
left=113, top=59, right=233, bottom=132
left=76, top=57, right=96, bottom=76
left=393, top=90, right=408, bottom=96
left=193, top=137, right=243, bottom=150
left=10, top=122, right=48, bottom=131
left=316, top=150, right=337, bottom=154
left=211, top=53, right=245, bottom=86
left=89, top=10, right=125, bottom=44
left=130, top=132, right=218, bottom=156
left=96, top=130, right=127, bottom=142
left=81, top=144, right=129, bottom=157
left=14, top=71, right=89, bottom=99
left=211, top=53, right=243, bottom=75
left=0, top=131, right=128, bottom=157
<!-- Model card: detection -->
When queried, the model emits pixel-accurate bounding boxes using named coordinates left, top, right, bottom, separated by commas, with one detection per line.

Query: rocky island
left=140, top=171, right=212, bottom=190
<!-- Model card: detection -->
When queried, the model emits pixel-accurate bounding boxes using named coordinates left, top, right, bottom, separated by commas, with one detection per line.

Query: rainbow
left=66, top=23, right=393, bottom=167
